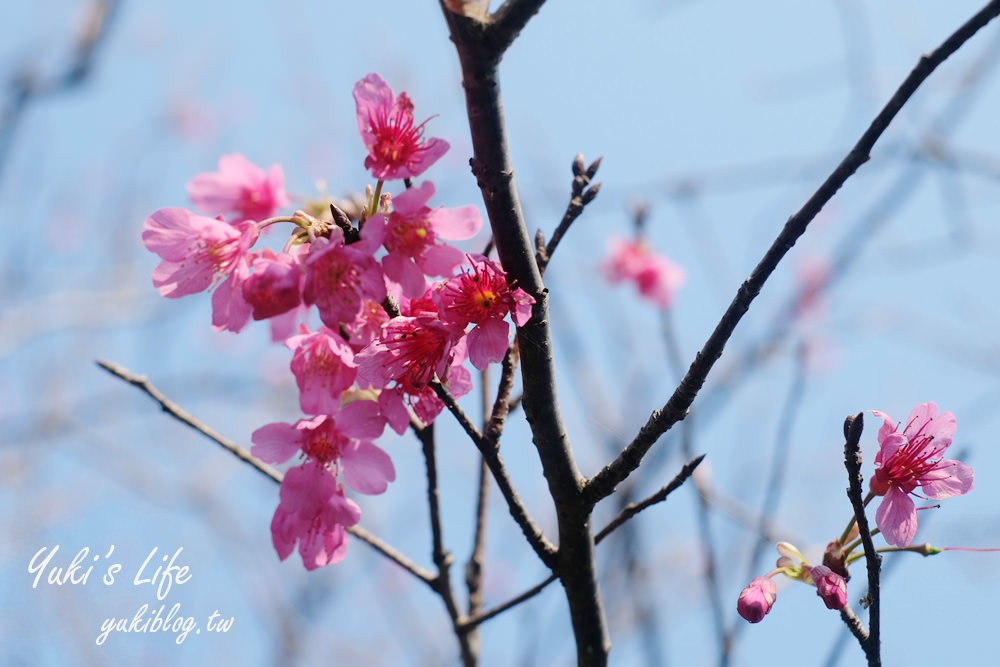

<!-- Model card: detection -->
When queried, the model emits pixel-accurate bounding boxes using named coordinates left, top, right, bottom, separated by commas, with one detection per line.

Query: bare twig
left=0, top=0, right=121, bottom=182
left=594, top=454, right=705, bottom=542
left=413, top=423, right=477, bottom=667
left=537, top=154, right=602, bottom=273
left=584, top=0, right=1000, bottom=505
left=842, top=413, right=881, bottom=666
left=432, top=372, right=557, bottom=567
left=95, top=358, right=436, bottom=586
left=465, top=367, right=494, bottom=626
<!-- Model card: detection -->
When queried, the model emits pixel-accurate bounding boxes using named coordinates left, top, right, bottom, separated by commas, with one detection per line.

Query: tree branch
left=583, top=0, right=1000, bottom=504
left=843, top=412, right=881, bottom=667
left=94, top=358, right=436, bottom=586
left=440, top=4, right=607, bottom=662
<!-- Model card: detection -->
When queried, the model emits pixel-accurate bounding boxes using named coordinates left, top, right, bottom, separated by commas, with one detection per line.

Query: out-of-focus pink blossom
left=242, top=249, right=303, bottom=321
left=353, top=73, right=449, bottom=181
left=143, top=207, right=258, bottom=298
left=810, top=565, right=847, bottom=610
left=795, top=255, right=831, bottom=320
left=737, top=576, right=777, bottom=623
left=302, top=229, right=387, bottom=330
left=187, top=154, right=289, bottom=222
left=368, top=181, right=482, bottom=297
left=286, top=326, right=358, bottom=415
left=602, top=237, right=685, bottom=310
left=436, top=255, right=535, bottom=370
left=870, top=402, right=974, bottom=547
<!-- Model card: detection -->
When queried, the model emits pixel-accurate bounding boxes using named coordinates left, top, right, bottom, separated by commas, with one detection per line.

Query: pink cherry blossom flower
left=356, top=315, right=461, bottom=393
left=270, top=462, right=361, bottom=570
left=251, top=411, right=393, bottom=492
left=602, top=236, right=685, bottom=310
left=367, top=181, right=481, bottom=296
left=869, top=402, right=974, bottom=547
left=187, top=154, right=289, bottom=222
left=436, top=255, right=535, bottom=370
left=302, top=229, right=387, bottom=330
left=809, top=565, right=847, bottom=610
left=142, top=208, right=258, bottom=298
left=737, top=576, right=777, bottom=623
left=286, top=326, right=358, bottom=415
left=354, top=73, right=449, bottom=181
left=242, top=249, right=304, bottom=321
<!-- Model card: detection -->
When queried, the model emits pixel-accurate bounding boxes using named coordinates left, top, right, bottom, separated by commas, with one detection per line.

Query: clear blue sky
left=3, top=1, right=1000, bottom=665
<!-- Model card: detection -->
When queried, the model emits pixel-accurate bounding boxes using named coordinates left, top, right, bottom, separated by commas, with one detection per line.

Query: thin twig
left=660, top=307, right=727, bottom=661
left=414, top=422, right=478, bottom=667
left=463, top=366, right=494, bottom=652
left=594, top=454, right=705, bottom=542
left=0, top=0, right=121, bottom=182
left=432, top=372, right=557, bottom=566
left=583, top=0, right=1000, bottom=505
left=537, top=154, right=602, bottom=273
left=95, top=358, right=436, bottom=586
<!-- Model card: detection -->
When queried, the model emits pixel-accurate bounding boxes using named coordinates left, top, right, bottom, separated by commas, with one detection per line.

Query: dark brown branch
left=489, top=0, right=548, bottom=53
left=843, top=413, right=881, bottom=666
left=95, top=358, right=436, bottom=586
left=583, top=0, right=1000, bottom=505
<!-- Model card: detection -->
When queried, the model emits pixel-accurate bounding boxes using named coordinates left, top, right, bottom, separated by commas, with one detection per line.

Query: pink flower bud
left=737, top=576, right=777, bottom=623
left=810, top=565, right=847, bottom=610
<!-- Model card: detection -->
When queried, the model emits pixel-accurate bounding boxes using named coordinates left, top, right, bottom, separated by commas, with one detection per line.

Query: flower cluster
left=141, top=73, right=534, bottom=570
left=738, top=402, right=975, bottom=624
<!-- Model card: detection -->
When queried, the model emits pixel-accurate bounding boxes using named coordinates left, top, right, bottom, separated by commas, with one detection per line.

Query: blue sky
left=3, top=1, right=1000, bottom=665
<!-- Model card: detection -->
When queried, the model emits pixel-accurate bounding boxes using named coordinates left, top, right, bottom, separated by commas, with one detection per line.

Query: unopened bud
left=810, top=565, right=847, bottom=610
left=737, top=576, right=777, bottom=623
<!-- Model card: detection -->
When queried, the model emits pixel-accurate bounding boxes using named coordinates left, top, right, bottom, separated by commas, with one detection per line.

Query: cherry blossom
left=353, top=73, right=449, bottom=181
left=269, top=462, right=360, bottom=570
left=367, top=181, right=482, bottom=297
left=142, top=207, right=258, bottom=298
left=869, top=402, right=974, bottom=547
left=286, top=326, right=358, bottom=415
left=436, top=255, right=535, bottom=370
left=242, top=249, right=304, bottom=321
left=302, top=229, right=387, bottom=329
left=187, top=153, right=289, bottom=223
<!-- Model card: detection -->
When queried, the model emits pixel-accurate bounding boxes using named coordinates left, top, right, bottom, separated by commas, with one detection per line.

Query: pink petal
left=467, top=318, right=510, bottom=370
left=336, top=399, right=386, bottom=440
left=876, top=487, right=918, bottom=547
left=430, top=204, right=482, bottom=241
left=341, top=441, right=396, bottom=495
left=251, top=422, right=302, bottom=464
left=921, top=460, right=974, bottom=499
